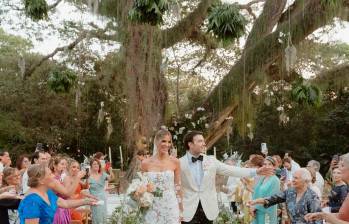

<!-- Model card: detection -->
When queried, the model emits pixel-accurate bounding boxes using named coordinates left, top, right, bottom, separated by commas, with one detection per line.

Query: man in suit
left=180, top=131, right=274, bottom=224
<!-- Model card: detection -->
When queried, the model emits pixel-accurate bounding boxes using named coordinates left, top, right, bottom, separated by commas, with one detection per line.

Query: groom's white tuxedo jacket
left=180, top=153, right=256, bottom=222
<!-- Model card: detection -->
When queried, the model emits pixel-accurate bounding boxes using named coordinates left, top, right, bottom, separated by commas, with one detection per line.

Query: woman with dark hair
left=88, top=158, right=114, bottom=224
left=18, top=164, right=96, bottom=224
left=15, top=155, right=30, bottom=177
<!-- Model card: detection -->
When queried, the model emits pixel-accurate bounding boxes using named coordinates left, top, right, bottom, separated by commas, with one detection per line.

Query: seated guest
left=249, top=168, right=322, bottom=224
left=305, top=153, right=349, bottom=223
left=18, top=164, right=96, bottom=224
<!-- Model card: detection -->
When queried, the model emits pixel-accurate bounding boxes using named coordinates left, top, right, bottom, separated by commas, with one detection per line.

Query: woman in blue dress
left=252, top=156, right=280, bottom=224
left=88, top=159, right=114, bottom=224
left=18, top=164, right=96, bottom=224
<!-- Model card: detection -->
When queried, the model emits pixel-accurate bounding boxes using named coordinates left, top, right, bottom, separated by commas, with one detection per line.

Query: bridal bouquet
left=109, top=172, right=163, bottom=224
left=127, top=172, right=163, bottom=208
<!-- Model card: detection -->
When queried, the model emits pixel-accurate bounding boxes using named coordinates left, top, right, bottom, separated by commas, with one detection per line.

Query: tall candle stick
left=119, top=145, right=123, bottom=166
left=108, top=147, right=112, bottom=166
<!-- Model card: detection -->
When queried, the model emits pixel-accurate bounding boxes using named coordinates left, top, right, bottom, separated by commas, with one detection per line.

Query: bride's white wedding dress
left=144, top=170, right=180, bottom=224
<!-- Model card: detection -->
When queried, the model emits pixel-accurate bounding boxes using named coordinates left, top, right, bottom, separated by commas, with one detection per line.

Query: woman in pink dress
left=49, top=156, right=71, bottom=224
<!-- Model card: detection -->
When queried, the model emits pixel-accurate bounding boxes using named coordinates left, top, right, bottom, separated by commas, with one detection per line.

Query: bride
left=141, top=129, right=183, bottom=223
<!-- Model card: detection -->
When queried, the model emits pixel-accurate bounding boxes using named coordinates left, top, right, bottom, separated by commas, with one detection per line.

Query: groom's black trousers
left=181, top=201, right=213, bottom=224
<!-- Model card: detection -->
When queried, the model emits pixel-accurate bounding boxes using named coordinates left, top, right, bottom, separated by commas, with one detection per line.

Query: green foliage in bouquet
left=24, top=0, right=48, bottom=21
left=47, top=68, right=77, bottom=93
left=291, top=80, right=322, bottom=107
left=109, top=207, right=143, bottom=224
left=207, top=3, right=247, bottom=44
left=214, top=208, right=242, bottom=224
left=129, top=0, right=170, bottom=25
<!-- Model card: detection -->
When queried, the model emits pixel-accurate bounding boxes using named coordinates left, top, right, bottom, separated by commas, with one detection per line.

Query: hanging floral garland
left=128, top=0, right=170, bottom=25
left=24, top=0, right=48, bottom=20
left=207, top=3, right=247, bottom=44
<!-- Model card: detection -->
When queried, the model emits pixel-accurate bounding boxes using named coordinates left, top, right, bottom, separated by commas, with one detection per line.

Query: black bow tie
left=192, top=155, right=203, bottom=163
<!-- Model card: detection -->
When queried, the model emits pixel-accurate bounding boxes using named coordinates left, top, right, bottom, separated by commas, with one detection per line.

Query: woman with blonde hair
left=18, top=164, right=96, bottom=224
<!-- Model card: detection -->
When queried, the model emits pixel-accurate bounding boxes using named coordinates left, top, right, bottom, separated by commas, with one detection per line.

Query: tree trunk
left=118, top=1, right=167, bottom=182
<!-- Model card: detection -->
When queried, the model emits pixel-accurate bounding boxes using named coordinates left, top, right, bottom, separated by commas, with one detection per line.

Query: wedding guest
left=22, top=151, right=48, bottom=193
left=88, top=158, right=114, bottom=224
left=49, top=156, right=70, bottom=224
left=327, top=168, right=349, bottom=213
left=251, top=157, right=280, bottom=224
left=16, top=155, right=30, bottom=176
left=325, top=154, right=340, bottom=186
left=249, top=168, right=322, bottom=224
left=0, top=194, right=21, bottom=224
left=1, top=167, right=22, bottom=224
left=0, top=151, right=11, bottom=172
left=65, top=160, right=96, bottom=224
left=18, top=164, right=95, bottom=224
left=305, top=153, right=349, bottom=223
left=307, top=160, right=324, bottom=194
left=306, top=167, right=322, bottom=199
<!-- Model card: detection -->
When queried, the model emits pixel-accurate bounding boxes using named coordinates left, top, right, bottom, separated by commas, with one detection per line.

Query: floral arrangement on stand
left=109, top=172, right=163, bottom=224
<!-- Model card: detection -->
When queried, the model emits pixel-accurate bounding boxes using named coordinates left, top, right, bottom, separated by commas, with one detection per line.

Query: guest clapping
left=249, top=168, right=322, bottom=224
left=18, top=164, right=96, bottom=224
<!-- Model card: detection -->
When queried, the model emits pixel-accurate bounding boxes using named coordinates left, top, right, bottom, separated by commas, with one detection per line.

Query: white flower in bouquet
left=139, top=192, right=154, bottom=208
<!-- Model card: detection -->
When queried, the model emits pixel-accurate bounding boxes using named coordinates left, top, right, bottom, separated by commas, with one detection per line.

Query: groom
left=180, top=130, right=273, bottom=224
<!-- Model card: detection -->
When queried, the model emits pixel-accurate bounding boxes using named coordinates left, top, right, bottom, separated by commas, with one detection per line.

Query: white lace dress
left=144, top=170, right=180, bottom=224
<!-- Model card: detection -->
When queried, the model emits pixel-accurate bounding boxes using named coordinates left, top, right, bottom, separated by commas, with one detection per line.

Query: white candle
left=108, top=147, right=112, bottom=166
left=213, top=147, right=217, bottom=158
left=119, top=146, right=123, bottom=165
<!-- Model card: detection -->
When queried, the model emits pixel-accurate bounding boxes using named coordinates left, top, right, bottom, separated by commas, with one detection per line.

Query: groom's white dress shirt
left=187, top=152, right=204, bottom=187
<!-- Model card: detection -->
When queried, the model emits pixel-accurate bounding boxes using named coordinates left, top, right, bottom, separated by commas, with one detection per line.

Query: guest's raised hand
left=256, top=166, right=274, bottom=176
left=77, top=170, right=86, bottom=179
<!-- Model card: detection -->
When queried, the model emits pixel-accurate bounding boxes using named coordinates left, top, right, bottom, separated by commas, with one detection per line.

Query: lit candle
left=213, top=147, right=217, bottom=158
left=119, top=146, right=123, bottom=165
left=108, top=147, right=112, bottom=166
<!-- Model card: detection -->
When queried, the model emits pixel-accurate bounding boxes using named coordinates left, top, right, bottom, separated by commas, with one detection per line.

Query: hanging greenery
left=207, top=3, right=247, bottom=44
left=128, top=0, right=170, bottom=25
left=291, top=81, right=322, bottom=107
left=24, top=0, right=48, bottom=21
left=47, top=68, right=77, bottom=93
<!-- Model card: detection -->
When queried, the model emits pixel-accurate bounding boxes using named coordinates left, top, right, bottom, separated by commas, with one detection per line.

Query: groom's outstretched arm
left=216, top=159, right=256, bottom=177
left=215, top=159, right=274, bottom=177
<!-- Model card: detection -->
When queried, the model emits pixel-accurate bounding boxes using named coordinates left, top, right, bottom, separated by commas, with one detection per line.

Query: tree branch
left=244, top=0, right=287, bottom=49
left=24, top=31, right=88, bottom=79
left=313, top=64, right=349, bottom=87
left=160, top=0, right=216, bottom=49
left=202, top=0, right=347, bottom=148
left=48, top=0, right=64, bottom=10
left=238, top=0, right=265, bottom=19
left=23, top=24, right=114, bottom=78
